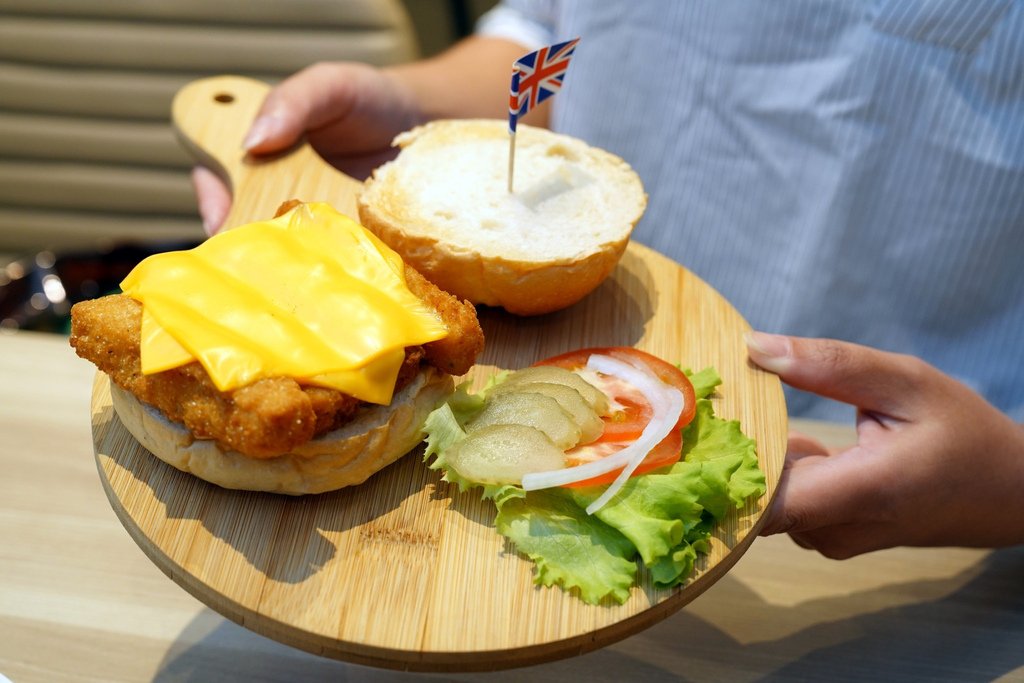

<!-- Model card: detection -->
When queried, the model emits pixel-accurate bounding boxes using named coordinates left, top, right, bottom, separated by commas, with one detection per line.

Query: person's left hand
left=190, top=61, right=427, bottom=235
left=747, top=332, right=1024, bottom=559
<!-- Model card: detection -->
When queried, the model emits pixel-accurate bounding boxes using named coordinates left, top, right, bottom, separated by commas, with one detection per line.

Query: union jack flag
left=508, top=38, right=580, bottom=133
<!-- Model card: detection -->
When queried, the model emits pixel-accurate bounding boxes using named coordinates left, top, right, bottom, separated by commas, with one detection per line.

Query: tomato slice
left=533, top=347, right=697, bottom=487
left=561, top=429, right=683, bottom=488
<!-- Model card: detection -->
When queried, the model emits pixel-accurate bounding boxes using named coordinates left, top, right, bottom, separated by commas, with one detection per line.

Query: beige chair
left=0, top=0, right=419, bottom=253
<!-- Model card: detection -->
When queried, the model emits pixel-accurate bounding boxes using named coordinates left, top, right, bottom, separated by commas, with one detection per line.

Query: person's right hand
left=750, top=332, right=1024, bottom=558
left=192, top=61, right=424, bottom=235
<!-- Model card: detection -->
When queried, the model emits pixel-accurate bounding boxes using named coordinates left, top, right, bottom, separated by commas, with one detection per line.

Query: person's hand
left=191, top=36, right=534, bottom=236
left=192, top=61, right=425, bottom=235
left=747, top=332, right=1024, bottom=559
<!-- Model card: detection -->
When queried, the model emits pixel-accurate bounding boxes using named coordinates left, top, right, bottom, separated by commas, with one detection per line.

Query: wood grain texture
left=87, top=75, right=788, bottom=671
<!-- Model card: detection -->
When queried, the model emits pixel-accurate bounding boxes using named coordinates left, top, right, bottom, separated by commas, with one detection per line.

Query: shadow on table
left=152, top=545, right=1024, bottom=682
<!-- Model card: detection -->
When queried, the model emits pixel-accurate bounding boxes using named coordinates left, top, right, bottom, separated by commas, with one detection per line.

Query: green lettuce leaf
left=568, top=467, right=704, bottom=565
left=684, top=366, right=722, bottom=400
left=682, top=398, right=765, bottom=513
left=445, top=372, right=510, bottom=423
left=494, top=488, right=637, bottom=604
left=422, top=401, right=517, bottom=502
left=648, top=538, right=699, bottom=585
left=420, top=365, right=766, bottom=604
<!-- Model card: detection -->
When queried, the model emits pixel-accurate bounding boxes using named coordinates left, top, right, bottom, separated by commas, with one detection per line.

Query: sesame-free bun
left=358, top=120, right=647, bottom=316
left=109, top=368, right=454, bottom=495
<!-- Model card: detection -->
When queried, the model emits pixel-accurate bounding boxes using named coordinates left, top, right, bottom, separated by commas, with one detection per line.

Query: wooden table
left=2, top=329, right=1022, bottom=682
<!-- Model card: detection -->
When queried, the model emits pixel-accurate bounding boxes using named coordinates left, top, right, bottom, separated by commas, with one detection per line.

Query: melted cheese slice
left=121, top=202, right=449, bottom=405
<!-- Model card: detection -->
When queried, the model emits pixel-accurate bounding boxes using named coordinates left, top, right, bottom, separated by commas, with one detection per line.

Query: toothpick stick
left=508, top=130, right=516, bottom=193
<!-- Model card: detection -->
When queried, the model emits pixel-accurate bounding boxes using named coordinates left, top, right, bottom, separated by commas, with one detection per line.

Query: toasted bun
left=358, top=119, right=647, bottom=316
left=109, top=368, right=454, bottom=495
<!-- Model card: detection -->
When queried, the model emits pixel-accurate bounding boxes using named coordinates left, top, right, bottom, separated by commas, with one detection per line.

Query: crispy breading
left=402, top=264, right=484, bottom=376
left=70, top=272, right=482, bottom=459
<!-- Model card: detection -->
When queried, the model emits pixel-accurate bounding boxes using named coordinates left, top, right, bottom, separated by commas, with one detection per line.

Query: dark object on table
left=0, top=242, right=198, bottom=334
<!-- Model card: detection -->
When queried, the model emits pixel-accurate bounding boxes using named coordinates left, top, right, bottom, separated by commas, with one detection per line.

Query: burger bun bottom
left=109, top=367, right=454, bottom=495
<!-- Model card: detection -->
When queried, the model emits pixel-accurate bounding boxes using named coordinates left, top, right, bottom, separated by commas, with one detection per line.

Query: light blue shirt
left=480, top=0, right=1024, bottom=422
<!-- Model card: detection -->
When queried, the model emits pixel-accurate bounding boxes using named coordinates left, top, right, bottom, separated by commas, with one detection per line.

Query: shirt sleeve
left=475, top=0, right=557, bottom=51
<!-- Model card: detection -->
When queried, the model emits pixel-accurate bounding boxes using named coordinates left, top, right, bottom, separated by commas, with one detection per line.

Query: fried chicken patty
left=70, top=269, right=483, bottom=459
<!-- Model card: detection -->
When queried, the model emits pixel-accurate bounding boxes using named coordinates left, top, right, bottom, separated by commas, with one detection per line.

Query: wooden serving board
left=90, top=76, right=787, bottom=671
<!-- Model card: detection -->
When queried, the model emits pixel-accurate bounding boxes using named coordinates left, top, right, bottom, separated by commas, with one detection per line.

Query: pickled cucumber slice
left=445, top=424, right=566, bottom=484
left=493, top=381, right=603, bottom=444
left=500, top=366, right=609, bottom=414
left=468, top=391, right=581, bottom=450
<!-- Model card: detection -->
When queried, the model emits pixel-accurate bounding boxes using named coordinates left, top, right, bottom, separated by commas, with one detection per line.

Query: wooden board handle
left=171, top=75, right=364, bottom=229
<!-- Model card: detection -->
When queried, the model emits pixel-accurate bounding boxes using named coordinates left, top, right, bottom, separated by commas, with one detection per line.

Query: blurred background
left=0, top=0, right=497, bottom=333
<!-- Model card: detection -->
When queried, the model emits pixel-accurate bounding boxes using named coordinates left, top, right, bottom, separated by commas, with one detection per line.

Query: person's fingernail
left=242, top=116, right=278, bottom=150
left=745, top=331, right=793, bottom=374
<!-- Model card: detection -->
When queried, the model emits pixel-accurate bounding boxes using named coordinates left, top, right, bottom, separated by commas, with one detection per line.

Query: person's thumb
left=240, top=65, right=342, bottom=153
left=241, top=111, right=298, bottom=154
left=241, top=63, right=371, bottom=155
left=745, top=331, right=925, bottom=420
left=241, top=85, right=312, bottom=154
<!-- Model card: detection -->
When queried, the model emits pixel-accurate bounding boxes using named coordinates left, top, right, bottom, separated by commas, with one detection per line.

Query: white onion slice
left=520, top=354, right=684, bottom=514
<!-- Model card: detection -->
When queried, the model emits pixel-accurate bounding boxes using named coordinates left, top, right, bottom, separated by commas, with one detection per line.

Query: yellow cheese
left=121, top=202, right=448, bottom=405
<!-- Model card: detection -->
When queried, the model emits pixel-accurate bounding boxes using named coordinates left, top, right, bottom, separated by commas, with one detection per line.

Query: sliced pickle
left=446, top=424, right=565, bottom=484
left=500, top=366, right=609, bottom=414
left=467, top=391, right=580, bottom=450
left=493, top=381, right=603, bottom=444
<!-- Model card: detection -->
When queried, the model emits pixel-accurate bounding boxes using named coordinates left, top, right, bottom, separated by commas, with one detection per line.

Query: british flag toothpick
left=507, top=38, right=580, bottom=192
